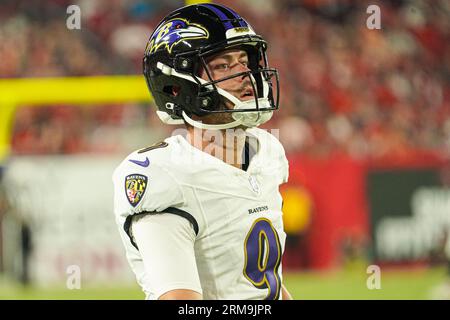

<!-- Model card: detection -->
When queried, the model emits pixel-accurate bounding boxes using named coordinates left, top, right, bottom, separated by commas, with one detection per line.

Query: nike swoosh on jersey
left=129, top=157, right=150, bottom=167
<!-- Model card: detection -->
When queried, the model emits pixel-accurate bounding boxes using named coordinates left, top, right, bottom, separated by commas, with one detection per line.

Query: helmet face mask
left=143, top=3, right=280, bottom=129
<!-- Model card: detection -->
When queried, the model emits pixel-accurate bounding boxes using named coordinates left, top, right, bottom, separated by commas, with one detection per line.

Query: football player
left=113, top=3, right=292, bottom=300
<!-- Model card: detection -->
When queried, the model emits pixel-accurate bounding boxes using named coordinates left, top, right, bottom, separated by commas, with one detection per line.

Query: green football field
left=1, top=265, right=449, bottom=300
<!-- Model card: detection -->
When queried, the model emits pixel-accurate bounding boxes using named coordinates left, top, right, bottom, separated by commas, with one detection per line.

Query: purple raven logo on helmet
left=146, top=18, right=209, bottom=55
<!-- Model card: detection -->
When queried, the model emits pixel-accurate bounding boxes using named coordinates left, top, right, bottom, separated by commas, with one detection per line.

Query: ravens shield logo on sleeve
left=125, top=174, right=148, bottom=207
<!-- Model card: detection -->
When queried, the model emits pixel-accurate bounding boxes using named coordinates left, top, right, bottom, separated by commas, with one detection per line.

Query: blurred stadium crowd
left=1, top=0, right=449, bottom=158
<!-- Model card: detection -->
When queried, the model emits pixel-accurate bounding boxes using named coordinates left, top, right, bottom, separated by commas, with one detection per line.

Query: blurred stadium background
left=0, top=0, right=449, bottom=299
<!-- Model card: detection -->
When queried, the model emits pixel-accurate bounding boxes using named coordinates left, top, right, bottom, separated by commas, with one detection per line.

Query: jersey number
left=243, top=218, right=282, bottom=300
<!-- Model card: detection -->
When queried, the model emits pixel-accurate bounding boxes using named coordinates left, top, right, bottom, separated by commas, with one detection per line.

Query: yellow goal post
left=0, top=75, right=152, bottom=162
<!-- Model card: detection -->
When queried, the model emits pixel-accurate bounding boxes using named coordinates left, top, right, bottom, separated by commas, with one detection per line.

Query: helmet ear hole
left=172, top=86, right=181, bottom=96
left=163, top=85, right=181, bottom=97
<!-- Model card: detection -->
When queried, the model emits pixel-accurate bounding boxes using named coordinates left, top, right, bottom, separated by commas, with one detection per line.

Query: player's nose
left=238, top=62, right=251, bottom=73
left=236, top=63, right=251, bottom=81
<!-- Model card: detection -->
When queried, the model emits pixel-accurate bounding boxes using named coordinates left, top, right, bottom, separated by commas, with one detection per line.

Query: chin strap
left=182, top=111, right=243, bottom=130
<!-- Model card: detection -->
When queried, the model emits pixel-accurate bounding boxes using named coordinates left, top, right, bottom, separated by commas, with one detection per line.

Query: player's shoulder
left=246, top=127, right=286, bottom=159
left=112, top=136, right=185, bottom=214
left=113, top=136, right=180, bottom=177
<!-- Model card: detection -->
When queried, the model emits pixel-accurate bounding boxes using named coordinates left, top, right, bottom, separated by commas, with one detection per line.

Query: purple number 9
left=243, top=217, right=282, bottom=300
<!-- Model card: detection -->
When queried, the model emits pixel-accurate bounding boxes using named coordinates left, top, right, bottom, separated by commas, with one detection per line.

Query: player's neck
left=186, top=127, right=246, bottom=169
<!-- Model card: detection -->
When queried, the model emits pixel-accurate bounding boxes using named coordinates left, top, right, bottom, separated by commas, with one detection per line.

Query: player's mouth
left=240, top=87, right=255, bottom=100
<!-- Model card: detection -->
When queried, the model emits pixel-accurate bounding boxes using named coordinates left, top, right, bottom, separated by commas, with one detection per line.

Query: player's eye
left=213, top=63, right=230, bottom=71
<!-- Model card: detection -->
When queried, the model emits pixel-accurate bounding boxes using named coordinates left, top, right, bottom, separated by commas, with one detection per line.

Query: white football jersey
left=112, top=127, right=289, bottom=300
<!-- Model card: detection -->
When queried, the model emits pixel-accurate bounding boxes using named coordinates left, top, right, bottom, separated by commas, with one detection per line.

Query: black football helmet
left=143, top=3, right=279, bottom=129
